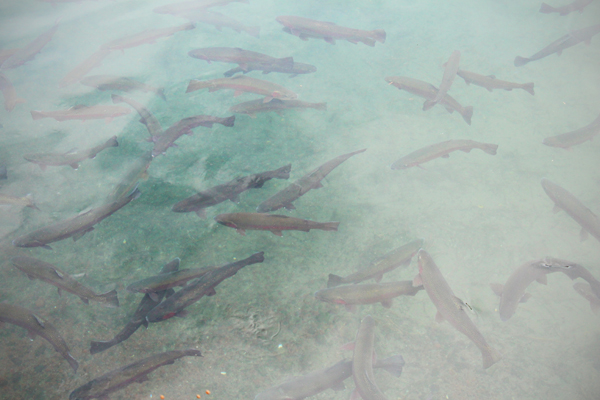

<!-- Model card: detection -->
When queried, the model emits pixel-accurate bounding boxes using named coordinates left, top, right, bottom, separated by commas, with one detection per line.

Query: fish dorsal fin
left=70, top=104, right=87, bottom=110
left=64, top=148, right=78, bottom=155
left=270, top=214, right=291, bottom=219
left=77, top=207, right=93, bottom=216
left=231, top=75, right=245, bottom=80
left=32, top=314, right=45, bottom=328
left=323, top=21, right=337, bottom=25
left=52, top=268, right=64, bottom=279
left=487, top=75, right=496, bottom=79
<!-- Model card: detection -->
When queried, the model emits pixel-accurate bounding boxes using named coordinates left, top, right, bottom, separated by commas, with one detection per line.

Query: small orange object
left=196, top=395, right=201, bottom=399
left=160, top=396, right=165, bottom=400
left=205, top=390, right=211, bottom=395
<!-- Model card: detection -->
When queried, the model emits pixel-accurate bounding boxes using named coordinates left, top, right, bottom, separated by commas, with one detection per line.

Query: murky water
left=0, top=0, right=599, bottom=399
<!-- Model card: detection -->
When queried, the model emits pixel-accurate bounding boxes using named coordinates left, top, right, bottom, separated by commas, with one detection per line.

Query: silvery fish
left=24, top=136, right=118, bottom=170
left=81, top=75, right=166, bottom=100
left=215, top=213, right=339, bottom=236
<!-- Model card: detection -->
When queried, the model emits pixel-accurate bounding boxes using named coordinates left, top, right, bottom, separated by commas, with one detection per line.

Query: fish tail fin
left=274, top=163, right=292, bottom=179
left=277, top=56, right=294, bottom=70
left=67, top=354, right=79, bottom=372
left=522, top=82, right=535, bottom=95
left=376, top=354, right=405, bottom=377
left=539, top=3, right=556, bottom=13
left=313, top=102, right=327, bottom=111
left=89, top=340, right=115, bottom=354
left=106, top=135, right=119, bottom=148
left=462, top=106, right=473, bottom=125
left=30, top=110, right=44, bottom=120
left=25, top=193, right=40, bottom=210
left=372, top=29, right=386, bottom=43
left=186, top=79, right=209, bottom=93
left=156, top=88, right=167, bottom=101
left=327, top=274, right=344, bottom=288
left=422, top=99, right=436, bottom=111
left=111, top=94, right=124, bottom=104
left=220, top=115, right=236, bottom=127
left=514, top=56, right=529, bottom=67
left=245, top=26, right=260, bottom=38
left=482, top=143, right=498, bottom=155
left=320, top=222, right=340, bottom=231
left=482, top=346, right=502, bottom=369
left=97, top=289, right=119, bottom=308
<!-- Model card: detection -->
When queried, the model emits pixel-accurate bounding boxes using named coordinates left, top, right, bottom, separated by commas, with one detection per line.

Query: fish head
left=271, top=90, right=297, bottom=101
left=275, top=16, right=292, bottom=27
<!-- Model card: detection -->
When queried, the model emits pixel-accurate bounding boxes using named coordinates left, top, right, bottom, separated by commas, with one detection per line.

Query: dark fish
left=186, top=75, right=298, bottom=103
left=105, top=151, right=153, bottom=203
left=0, top=165, right=6, bottom=179
left=552, top=260, right=600, bottom=299
left=328, top=239, right=424, bottom=287
left=180, top=10, right=260, bottom=37
left=151, top=115, right=235, bottom=157
left=573, top=282, right=600, bottom=314
left=215, top=213, right=339, bottom=236
left=414, top=250, right=501, bottom=369
left=81, top=75, right=166, bottom=100
left=0, top=49, right=19, bottom=65
left=1, top=22, right=59, bottom=70
left=111, top=94, right=163, bottom=138
left=540, top=0, right=593, bottom=16
left=351, top=315, right=390, bottom=400
left=0, top=303, right=78, bottom=372
left=0, top=73, right=26, bottom=111
left=0, top=193, right=38, bottom=209
left=59, top=48, right=111, bottom=88
left=30, top=105, right=131, bottom=123
left=423, top=50, right=461, bottom=111
left=490, top=257, right=578, bottom=321
left=385, top=76, right=473, bottom=125
left=391, top=139, right=497, bottom=170
left=101, top=23, right=195, bottom=51
left=126, top=265, right=218, bottom=300
left=224, top=61, right=317, bottom=78
left=229, top=98, right=326, bottom=117
left=24, top=136, right=118, bottom=170
left=12, top=256, right=119, bottom=307
left=541, top=178, right=600, bottom=243
left=90, top=258, right=180, bottom=354
left=276, top=16, right=386, bottom=47
left=189, top=47, right=292, bottom=71
left=514, top=23, right=600, bottom=66
left=315, top=281, right=423, bottom=312
left=12, top=187, right=141, bottom=250
left=69, top=349, right=202, bottom=400
left=145, top=252, right=264, bottom=322
left=257, top=149, right=366, bottom=212
left=154, top=0, right=249, bottom=15
left=542, top=114, right=600, bottom=149
left=254, top=356, right=404, bottom=400
left=172, top=164, right=291, bottom=218
left=457, top=69, right=534, bottom=95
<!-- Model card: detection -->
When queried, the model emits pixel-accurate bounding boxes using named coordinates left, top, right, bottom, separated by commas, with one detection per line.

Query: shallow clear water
left=0, top=0, right=599, bottom=399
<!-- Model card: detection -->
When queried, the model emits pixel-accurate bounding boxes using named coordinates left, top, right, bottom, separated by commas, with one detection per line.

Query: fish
left=573, top=282, right=600, bottom=314
left=145, top=252, right=264, bottom=322
left=80, top=75, right=166, bottom=100
left=257, top=149, right=366, bottom=212
left=189, top=47, right=292, bottom=71
left=328, top=239, right=424, bottom=287
left=541, top=178, right=600, bottom=243
left=101, top=23, right=195, bottom=51
left=105, top=151, right=153, bottom=203
left=0, top=49, right=19, bottom=65
left=0, top=165, right=6, bottom=179
left=276, top=16, right=386, bottom=47
left=151, top=115, right=235, bottom=157
left=30, top=104, right=132, bottom=123
left=456, top=69, right=534, bottom=95
left=0, top=193, right=38, bottom=209
left=490, top=257, right=579, bottom=321
left=215, top=213, right=339, bottom=236
left=12, top=187, right=141, bottom=250
left=180, top=10, right=260, bottom=37
left=0, top=22, right=59, bottom=70
left=423, top=50, right=461, bottom=111
left=69, top=349, right=202, bottom=400
left=391, top=139, right=498, bottom=170
left=111, top=94, right=163, bottom=138
left=11, top=256, right=119, bottom=307
left=539, top=0, right=593, bottom=16
left=514, top=23, right=600, bottom=66
left=23, top=136, right=118, bottom=170
left=315, top=281, right=423, bottom=312
left=0, top=73, right=26, bottom=111
left=126, top=265, right=219, bottom=301
left=550, top=260, right=600, bottom=299
left=172, top=164, right=291, bottom=218
left=0, top=303, right=78, bottom=372
left=229, top=98, right=326, bottom=117
left=254, top=356, right=404, bottom=400
left=414, top=250, right=501, bottom=369
left=542, top=114, right=600, bottom=149
left=351, top=315, right=390, bottom=400
left=59, top=48, right=111, bottom=88
left=186, top=75, right=298, bottom=103
left=154, top=0, right=249, bottom=15
left=90, top=258, right=180, bottom=354
left=385, top=76, right=473, bottom=125
left=224, top=61, right=317, bottom=78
